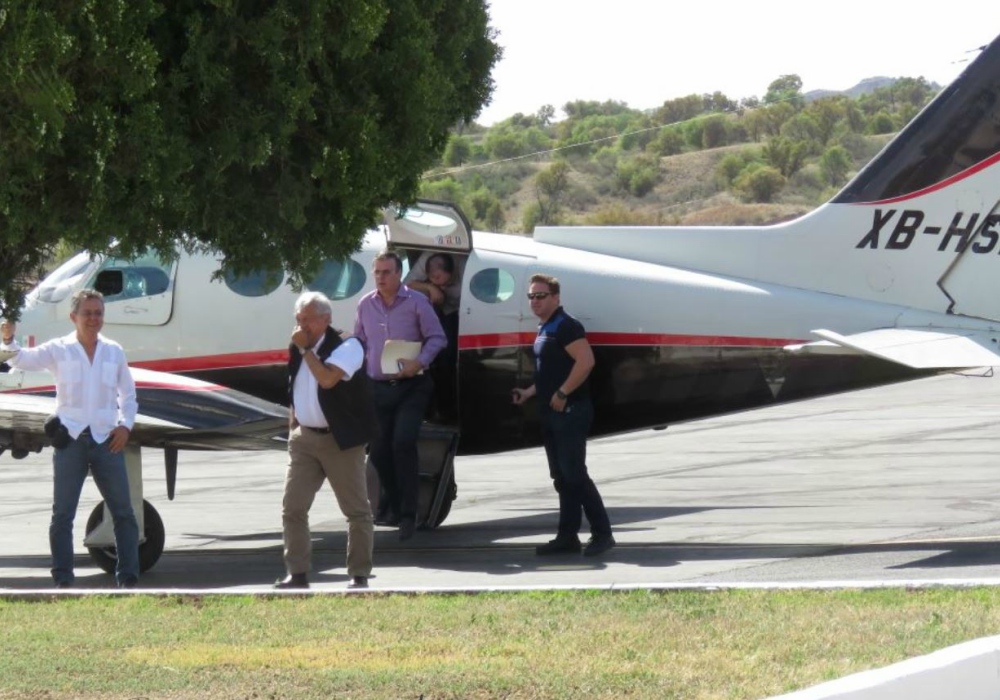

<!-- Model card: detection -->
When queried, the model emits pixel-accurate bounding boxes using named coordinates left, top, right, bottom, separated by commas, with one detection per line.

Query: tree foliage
left=764, top=74, right=804, bottom=109
left=0, top=0, right=500, bottom=319
left=819, top=145, right=852, bottom=186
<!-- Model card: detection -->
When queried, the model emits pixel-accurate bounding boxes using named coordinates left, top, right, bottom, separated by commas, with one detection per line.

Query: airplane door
left=457, top=247, right=537, bottom=453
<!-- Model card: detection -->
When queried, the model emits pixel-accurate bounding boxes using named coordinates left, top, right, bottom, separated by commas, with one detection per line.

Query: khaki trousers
left=282, top=427, right=374, bottom=578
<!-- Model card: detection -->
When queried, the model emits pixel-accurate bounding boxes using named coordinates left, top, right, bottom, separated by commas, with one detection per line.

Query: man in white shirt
left=276, top=292, right=378, bottom=590
left=0, top=289, right=139, bottom=588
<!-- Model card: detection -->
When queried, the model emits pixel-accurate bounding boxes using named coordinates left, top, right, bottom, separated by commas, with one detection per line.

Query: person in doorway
left=354, top=250, right=446, bottom=540
left=511, top=274, right=615, bottom=557
left=276, top=292, right=377, bottom=590
left=404, top=251, right=461, bottom=420
left=1, top=290, right=140, bottom=588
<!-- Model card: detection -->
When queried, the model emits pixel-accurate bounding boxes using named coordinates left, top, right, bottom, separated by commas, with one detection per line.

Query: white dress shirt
left=293, top=336, right=364, bottom=429
left=1, top=333, right=138, bottom=443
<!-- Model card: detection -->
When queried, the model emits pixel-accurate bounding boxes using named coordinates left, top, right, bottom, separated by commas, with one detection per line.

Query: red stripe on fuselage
left=458, top=332, right=804, bottom=350
left=133, top=350, right=287, bottom=373
left=121, top=335, right=803, bottom=375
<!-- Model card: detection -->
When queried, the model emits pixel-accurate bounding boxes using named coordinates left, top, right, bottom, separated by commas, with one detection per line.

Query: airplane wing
left=785, top=328, right=1000, bottom=369
left=0, top=368, right=288, bottom=457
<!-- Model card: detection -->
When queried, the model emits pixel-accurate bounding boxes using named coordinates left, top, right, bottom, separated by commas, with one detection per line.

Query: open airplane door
left=376, top=200, right=474, bottom=529
left=382, top=199, right=473, bottom=254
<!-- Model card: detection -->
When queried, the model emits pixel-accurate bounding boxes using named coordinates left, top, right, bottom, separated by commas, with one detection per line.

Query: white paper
left=380, top=340, right=423, bottom=375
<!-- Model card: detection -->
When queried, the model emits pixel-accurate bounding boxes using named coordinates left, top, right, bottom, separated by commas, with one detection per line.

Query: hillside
left=462, top=133, right=892, bottom=233
left=423, top=76, right=930, bottom=233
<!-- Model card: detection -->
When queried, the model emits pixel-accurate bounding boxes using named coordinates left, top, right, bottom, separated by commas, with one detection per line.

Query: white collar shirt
left=3, top=332, right=138, bottom=442
left=293, top=336, right=364, bottom=429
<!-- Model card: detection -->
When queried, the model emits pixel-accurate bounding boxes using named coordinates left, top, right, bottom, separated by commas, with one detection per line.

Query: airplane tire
left=427, top=473, right=457, bottom=528
left=85, top=500, right=166, bottom=575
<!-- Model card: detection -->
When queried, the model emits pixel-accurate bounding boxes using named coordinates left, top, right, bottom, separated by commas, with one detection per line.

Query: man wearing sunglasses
left=512, top=274, right=615, bottom=557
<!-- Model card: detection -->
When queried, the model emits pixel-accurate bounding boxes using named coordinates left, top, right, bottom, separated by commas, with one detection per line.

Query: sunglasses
left=526, top=292, right=551, bottom=300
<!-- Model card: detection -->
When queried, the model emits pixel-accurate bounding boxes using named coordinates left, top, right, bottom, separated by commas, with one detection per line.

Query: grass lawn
left=2, top=587, right=1000, bottom=699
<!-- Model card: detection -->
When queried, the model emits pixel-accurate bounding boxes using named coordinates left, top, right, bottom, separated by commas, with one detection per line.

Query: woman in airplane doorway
left=403, top=251, right=461, bottom=422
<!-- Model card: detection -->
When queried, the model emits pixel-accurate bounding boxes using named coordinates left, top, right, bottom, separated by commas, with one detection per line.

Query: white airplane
left=4, top=31, right=1000, bottom=576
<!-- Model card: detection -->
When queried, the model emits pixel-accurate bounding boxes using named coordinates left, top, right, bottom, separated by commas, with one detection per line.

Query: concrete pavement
left=3, top=370, right=1000, bottom=592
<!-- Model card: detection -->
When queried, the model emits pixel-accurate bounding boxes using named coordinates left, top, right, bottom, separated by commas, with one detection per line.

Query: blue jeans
left=541, top=400, right=612, bottom=541
left=51, top=432, right=140, bottom=585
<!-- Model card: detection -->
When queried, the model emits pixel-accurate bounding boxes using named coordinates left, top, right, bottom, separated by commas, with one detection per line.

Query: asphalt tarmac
left=3, top=370, right=1000, bottom=594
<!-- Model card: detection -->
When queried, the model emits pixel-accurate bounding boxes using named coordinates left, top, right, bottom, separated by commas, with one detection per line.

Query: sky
left=478, top=1, right=1000, bottom=125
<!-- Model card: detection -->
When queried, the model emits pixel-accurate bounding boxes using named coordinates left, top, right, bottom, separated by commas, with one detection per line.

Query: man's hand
left=1, top=319, right=15, bottom=344
left=511, top=386, right=535, bottom=405
left=396, top=357, right=423, bottom=378
left=108, top=425, right=130, bottom=453
left=291, top=326, right=310, bottom=351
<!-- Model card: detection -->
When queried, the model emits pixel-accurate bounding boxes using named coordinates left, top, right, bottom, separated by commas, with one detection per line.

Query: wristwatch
left=555, top=389, right=568, bottom=400
left=298, top=346, right=309, bottom=356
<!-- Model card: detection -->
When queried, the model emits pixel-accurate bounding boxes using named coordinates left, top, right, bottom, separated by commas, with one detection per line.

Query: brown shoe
left=274, top=573, right=309, bottom=589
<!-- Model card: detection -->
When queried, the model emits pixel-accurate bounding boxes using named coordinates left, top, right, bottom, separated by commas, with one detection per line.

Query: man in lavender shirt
left=354, top=250, right=446, bottom=540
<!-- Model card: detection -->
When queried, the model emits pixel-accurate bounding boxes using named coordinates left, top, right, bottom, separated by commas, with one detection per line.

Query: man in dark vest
left=275, top=292, right=378, bottom=589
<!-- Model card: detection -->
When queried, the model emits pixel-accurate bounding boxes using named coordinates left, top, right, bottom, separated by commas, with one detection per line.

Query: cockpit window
left=88, top=252, right=174, bottom=301
left=305, top=259, right=367, bottom=300
left=30, top=253, right=97, bottom=304
left=469, top=268, right=516, bottom=304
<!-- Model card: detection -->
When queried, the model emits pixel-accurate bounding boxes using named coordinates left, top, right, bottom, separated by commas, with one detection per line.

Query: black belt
left=376, top=374, right=425, bottom=386
left=301, top=425, right=330, bottom=434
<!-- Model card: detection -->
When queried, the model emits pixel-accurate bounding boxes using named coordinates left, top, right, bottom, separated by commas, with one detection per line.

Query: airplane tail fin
left=536, top=32, right=1000, bottom=323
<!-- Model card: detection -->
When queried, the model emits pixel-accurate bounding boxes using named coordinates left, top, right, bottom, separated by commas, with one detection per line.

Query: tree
left=763, top=136, right=809, bottom=178
left=735, top=165, right=786, bottom=203
left=0, top=1, right=500, bottom=320
left=819, top=145, right=852, bottom=186
left=443, top=135, right=473, bottom=167
left=534, top=160, right=570, bottom=224
left=763, top=74, right=804, bottom=109
left=701, top=115, right=730, bottom=149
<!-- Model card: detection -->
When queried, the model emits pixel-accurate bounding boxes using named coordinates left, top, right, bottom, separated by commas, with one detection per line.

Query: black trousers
left=370, top=374, right=434, bottom=520
left=541, top=400, right=612, bottom=540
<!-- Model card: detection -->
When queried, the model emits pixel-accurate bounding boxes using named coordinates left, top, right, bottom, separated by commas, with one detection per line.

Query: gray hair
left=70, top=289, right=104, bottom=314
left=294, top=291, right=333, bottom=317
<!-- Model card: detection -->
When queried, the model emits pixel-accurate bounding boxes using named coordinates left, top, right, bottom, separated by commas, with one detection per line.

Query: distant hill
left=804, top=76, right=897, bottom=102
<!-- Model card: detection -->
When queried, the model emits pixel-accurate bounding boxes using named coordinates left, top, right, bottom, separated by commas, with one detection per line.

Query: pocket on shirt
left=101, top=361, right=119, bottom=387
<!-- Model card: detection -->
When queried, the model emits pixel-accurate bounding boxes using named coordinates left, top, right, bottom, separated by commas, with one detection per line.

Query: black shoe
left=399, top=517, right=416, bottom=541
left=583, top=535, right=616, bottom=557
left=535, top=537, right=582, bottom=555
left=117, top=577, right=138, bottom=589
left=274, top=573, right=309, bottom=589
left=375, top=512, right=400, bottom=527
left=54, top=581, right=72, bottom=589
left=347, top=576, right=369, bottom=589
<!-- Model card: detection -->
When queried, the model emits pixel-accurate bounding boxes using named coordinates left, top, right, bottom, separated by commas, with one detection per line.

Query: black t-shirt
left=533, top=306, right=590, bottom=405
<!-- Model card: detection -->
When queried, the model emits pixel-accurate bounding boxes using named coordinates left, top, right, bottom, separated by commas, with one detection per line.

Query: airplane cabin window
left=305, top=259, right=367, bottom=300
left=469, top=268, right=516, bottom=304
left=223, top=268, right=283, bottom=297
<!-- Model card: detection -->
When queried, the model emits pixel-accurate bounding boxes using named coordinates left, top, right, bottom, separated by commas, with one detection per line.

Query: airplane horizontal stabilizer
left=785, top=328, right=1000, bottom=369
